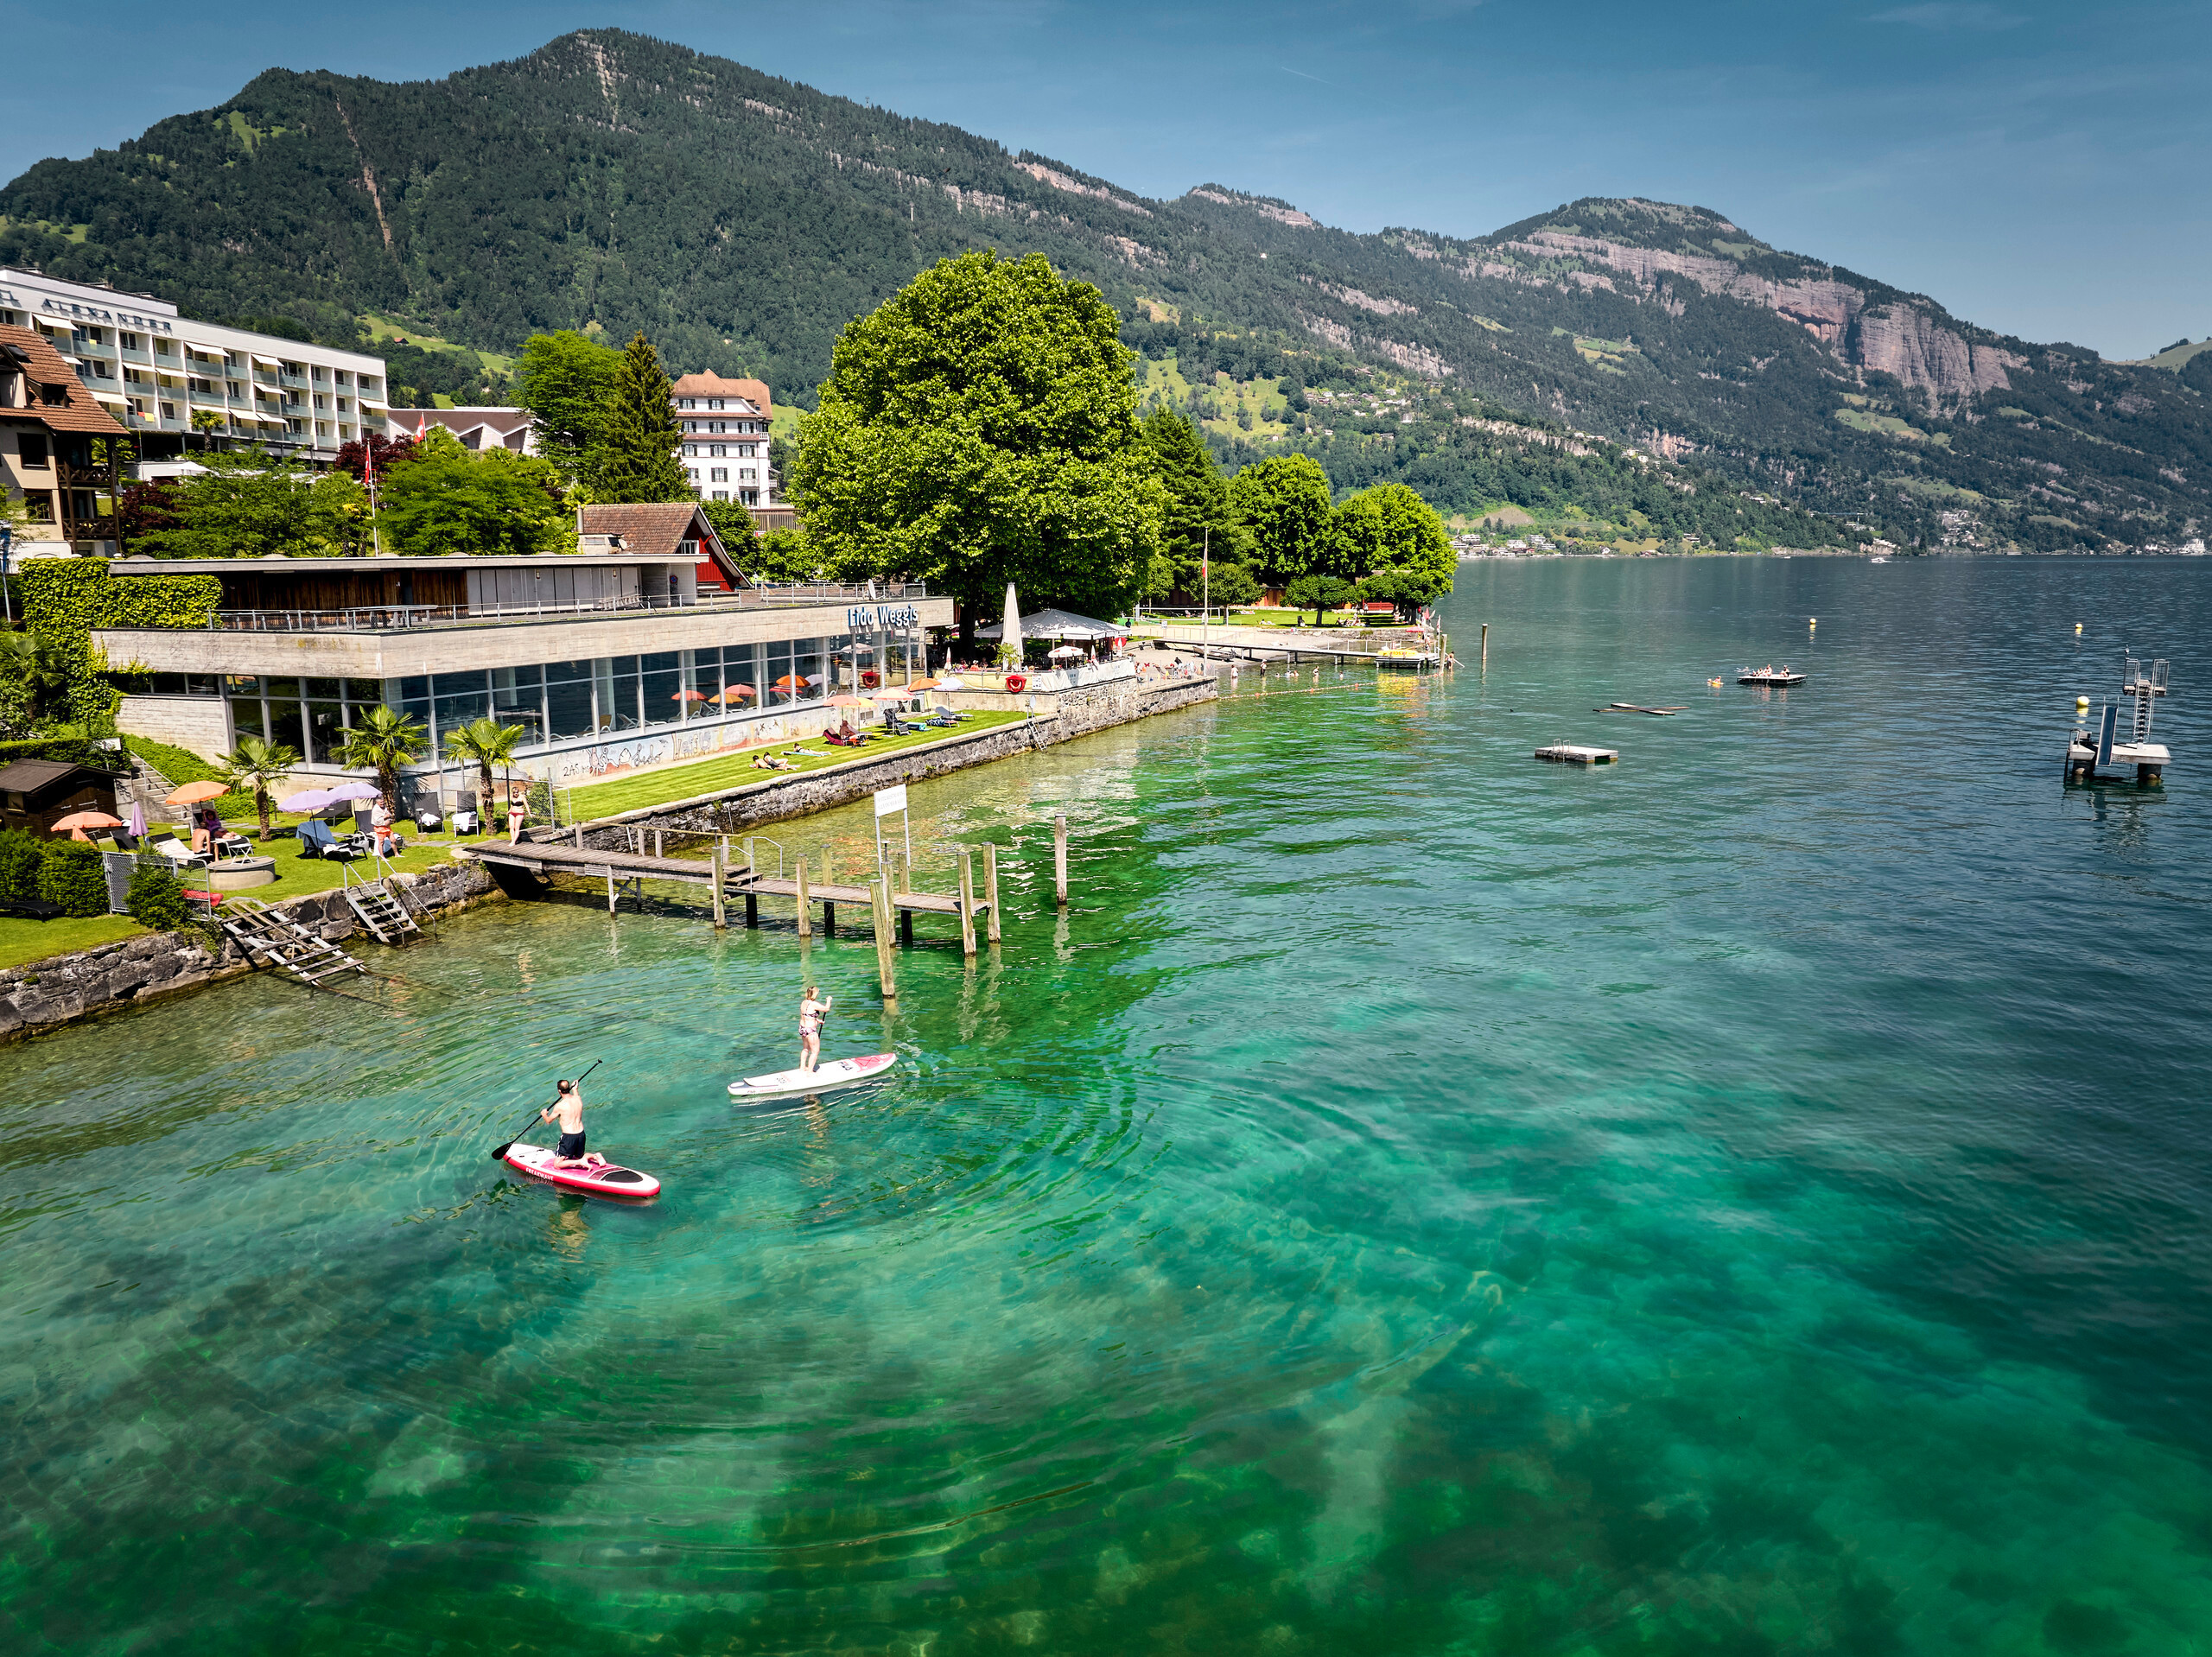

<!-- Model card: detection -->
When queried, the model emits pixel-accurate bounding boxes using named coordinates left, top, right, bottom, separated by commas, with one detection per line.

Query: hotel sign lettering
left=35, top=296, right=175, bottom=334
left=847, top=604, right=920, bottom=631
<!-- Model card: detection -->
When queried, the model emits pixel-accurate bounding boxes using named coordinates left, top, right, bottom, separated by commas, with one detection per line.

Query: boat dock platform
left=1535, top=745, right=1618, bottom=765
left=2067, top=652, right=2172, bottom=784
left=466, top=834, right=1003, bottom=951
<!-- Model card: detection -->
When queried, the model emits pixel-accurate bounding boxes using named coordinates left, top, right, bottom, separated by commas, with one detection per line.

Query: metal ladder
left=218, top=898, right=369, bottom=987
left=339, top=854, right=431, bottom=945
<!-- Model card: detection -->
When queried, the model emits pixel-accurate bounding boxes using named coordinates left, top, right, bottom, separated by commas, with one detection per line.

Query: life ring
left=860, top=669, right=880, bottom=688
left=1005, top=673, right=1027, bottom=693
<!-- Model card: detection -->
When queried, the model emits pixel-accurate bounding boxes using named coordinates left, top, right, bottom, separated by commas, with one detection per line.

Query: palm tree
left=0, top=632, right=76, bottom=729
left=219, top=733, right=301, bottom=838
left=442, top=716, right=527, bottom=817
left=340, top=705, right=427, bottom=816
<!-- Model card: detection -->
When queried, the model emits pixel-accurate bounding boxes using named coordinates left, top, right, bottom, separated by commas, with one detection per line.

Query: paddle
left=491, top=1058, right=603, bottom=1161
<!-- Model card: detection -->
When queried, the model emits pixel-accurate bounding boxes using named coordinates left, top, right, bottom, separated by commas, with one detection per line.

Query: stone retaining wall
left=546, top=677, right=1216, bottom=848
left=0, top=857, right=496, bottom=1044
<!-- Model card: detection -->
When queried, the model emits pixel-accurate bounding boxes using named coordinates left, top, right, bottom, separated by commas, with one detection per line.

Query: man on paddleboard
left=540, top=1080, right=606, bottom=1169
left=798, top=987, right=832, bottom=1073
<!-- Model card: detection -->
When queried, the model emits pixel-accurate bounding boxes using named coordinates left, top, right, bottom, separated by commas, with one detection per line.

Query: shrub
left=0, top=828, right=44, bottom=904
left=125, top=857, right=189, bottom=931
left=38, top=839, right=111, bottom=917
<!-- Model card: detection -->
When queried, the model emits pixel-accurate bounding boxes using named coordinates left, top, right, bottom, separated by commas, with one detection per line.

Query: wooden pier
left=466, top=835, right=1001, bottom=959
left=1534, top=744, right=1618, bottom=765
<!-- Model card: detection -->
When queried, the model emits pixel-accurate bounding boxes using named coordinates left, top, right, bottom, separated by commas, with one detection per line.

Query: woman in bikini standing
left=798, top=985, right=832, bottom=1073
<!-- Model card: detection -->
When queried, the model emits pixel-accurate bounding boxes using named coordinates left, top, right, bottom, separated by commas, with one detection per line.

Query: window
left=683, top=420, right=698, bottom=434
left=707, top=398, right=723, bottom=411
left=707, top=444, right=724, bottom=458
left=677, top=398, right=695, bottom=410
left=683, top=443, right=699, bottom=458
left=120, top=332, right=142, bottom=351
left=156, top=339, right=175, bottom=357
left=711, top=489, right=728, bottom=501
left=20, top=434, right=49, bottom=469
left=641, top=651, right=683, bottom=725
left=687, top=467, right=701, bottom=482
left=545, top=661, right=595, bottom=740
left=335, top=371, right=351, bottom=386
left=161, top=402, right=177, bottom=420
left=709, top=467, right=728, bottom=483
left=740, top=467, right=758, bottom=481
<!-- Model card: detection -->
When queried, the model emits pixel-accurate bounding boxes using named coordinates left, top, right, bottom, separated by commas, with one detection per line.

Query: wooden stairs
left=217, top=898, right=370, bottom=987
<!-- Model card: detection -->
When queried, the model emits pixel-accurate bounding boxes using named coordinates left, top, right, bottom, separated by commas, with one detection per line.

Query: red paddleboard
left=728, top=1052, right=898, bottom=1101
left=503, top=1142, right=662, bottom=1198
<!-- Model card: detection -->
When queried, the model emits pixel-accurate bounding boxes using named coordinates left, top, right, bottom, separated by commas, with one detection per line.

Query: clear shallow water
left=6, top=557, right=2210, bottom=1654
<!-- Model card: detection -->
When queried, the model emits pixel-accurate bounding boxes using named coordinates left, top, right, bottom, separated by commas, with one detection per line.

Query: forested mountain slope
left=3, top=28, right=2204, bottom=550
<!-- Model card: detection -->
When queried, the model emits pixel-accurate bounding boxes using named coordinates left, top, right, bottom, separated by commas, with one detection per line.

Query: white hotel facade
left=0, top=267, right=389, bottom=465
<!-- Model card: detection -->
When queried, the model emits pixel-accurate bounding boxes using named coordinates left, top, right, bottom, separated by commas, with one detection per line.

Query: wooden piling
left=983, top=842, right=1001, bottom=943
left=654, top=828, right=664, bottom=860
left=746, top=891, right=759, bottom=929
left=710, top=839, right=727, bottom=928
left=1480, top=623, right=1489, bottom=669
left=899, top=906, right=913, bottom=948
left=1054, top=813, right=1069, bottom=907
left=958, top=852, right=977, bottom=955
left=574, top=822, right=584, bottom=848
left=870, top=878, right=897, bottom=1001
left=795, top=857, right=811, bottom=942
left=823, top=900, right=836, bottom=937
left=606, top=869, right=617, bottom=914
left=823, top=849, right=835, bottom=887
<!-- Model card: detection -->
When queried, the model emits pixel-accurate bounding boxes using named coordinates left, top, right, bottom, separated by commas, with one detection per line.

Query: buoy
left=1808, top=618, right=1817, bottom=629
left=2075, top=623, right=2083, bottom=635
left=2075, top=695, right=2089, bottom=708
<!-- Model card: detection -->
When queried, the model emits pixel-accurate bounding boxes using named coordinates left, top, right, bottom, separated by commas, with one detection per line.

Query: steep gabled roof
left=670, top=372, right=772, bottom=413
left=577, top=502, right=747, bottom=585
left=0, top=325, right=129, bottom=437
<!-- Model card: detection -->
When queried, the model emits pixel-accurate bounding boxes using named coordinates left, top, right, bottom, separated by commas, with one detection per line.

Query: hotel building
left=0, top=267, right=390, bottom=467
left=672, top=371, right=777, bottom=509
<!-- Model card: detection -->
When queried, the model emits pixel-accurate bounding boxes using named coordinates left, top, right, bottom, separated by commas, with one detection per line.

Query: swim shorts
left=557, top=1131, right=588, bottom=1159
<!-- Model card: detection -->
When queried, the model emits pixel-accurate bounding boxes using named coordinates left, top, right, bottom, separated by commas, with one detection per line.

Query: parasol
left=165, top=779, right=226, bottom=805
left=52, top=810, right=124, bottom=841
left=825, top=694, right=869, bottom=708
left=672, top=688, right=709, bottom=703
left=326, top=781, right=382, bottom=803
left=1048, top=644, right=1084, bottom=658
left=717, top=684, right=757, bottom=702
left=279, top=788, right=335, bottom=812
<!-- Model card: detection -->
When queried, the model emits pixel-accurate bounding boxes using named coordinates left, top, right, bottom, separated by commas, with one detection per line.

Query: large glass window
left=491, top=665, right=543, bottom=745
left=434, top=670, right=488, bottom=746
left=596, top=655, right=640, bottom=732
left=305, top=702, right=343, bottom=765
left=765, top=640, right=795, bottom=704
left=545, top=661, right=594, bottom=740
left=270, top=695, right=306, bottom=759
left=640, top=651, right=683, bottom=727
left=793, top=637, right=824, bottom=701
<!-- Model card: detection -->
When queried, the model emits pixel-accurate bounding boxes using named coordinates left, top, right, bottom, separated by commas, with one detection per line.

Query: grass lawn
left=0, top=913, right=147, bottom=972
left=565, top=711, right=1031, bottom=821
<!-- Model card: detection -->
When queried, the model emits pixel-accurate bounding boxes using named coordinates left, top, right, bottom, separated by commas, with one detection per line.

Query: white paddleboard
left=728, top=1052, right=898, bottom=1101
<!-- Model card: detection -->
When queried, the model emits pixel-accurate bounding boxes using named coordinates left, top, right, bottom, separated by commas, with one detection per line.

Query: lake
left=5, top=556, right=2209, bottom=1654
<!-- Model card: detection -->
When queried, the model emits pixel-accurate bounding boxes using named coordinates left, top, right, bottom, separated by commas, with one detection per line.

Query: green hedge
left=18, top=562, right=223, bottom=731
left=0, top=733, right=93, bottom=766
left=125, top=858, right=188, bottom=930
left=36, top=839, right=109, bottom=917
left=0, top=829, right=44, bottom=905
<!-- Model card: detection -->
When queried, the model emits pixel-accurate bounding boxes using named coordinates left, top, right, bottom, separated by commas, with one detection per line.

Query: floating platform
left=1535, top=745, right=1618, bottom=765
left=1599, top=702, right=1684, bottom=716
left=2065, top=739, right=2170, bottom=784
left=1738, top=670, right=1806, bottom=687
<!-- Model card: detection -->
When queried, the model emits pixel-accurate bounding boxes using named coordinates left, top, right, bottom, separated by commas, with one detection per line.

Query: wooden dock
left=1534, top=744, right=1618, bottom=765
left=466, top=835, right=1002, bottom=957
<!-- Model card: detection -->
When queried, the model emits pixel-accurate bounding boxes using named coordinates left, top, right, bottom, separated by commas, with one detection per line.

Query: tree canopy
left=517, top=330, right=622, bottom=486
left=137, top=449, right=372, bottom=559
left=791, top=251, right=1163, bottom=632
left=377, top=428, right=573, bottom=556
left=1137, top=405, right=1249, bottom=603
left=591, top=333, right=691, bottom=503
left=1330, top=483, right=1454, bottom=617
left=1227, top=453, right=1335, bottom=588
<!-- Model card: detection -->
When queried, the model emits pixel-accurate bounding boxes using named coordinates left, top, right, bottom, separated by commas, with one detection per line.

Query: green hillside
left=3, top=29, right=2205, bottom=551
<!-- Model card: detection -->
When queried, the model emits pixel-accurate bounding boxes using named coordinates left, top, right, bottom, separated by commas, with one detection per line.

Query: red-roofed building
left=670, top=371, right=781, bottom=517
left=1, top=322, right=130, bottom=552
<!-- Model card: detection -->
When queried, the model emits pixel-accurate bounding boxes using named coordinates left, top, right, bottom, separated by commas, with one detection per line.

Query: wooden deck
left=1534, top=744, right=1618, bottom=765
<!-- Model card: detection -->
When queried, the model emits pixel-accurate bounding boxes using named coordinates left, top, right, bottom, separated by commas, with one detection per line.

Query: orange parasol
left=825, top=694, right=869, bottom=708
left=52, top=810, right=124, bottom=841
left=671, top=688, right=709, bottom=702
left=165, top=780, right=227, bottom=805
left=716, top=684, right=757, bottom=702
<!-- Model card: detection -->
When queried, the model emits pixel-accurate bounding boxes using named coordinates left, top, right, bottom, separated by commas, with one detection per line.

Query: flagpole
left=1201, top=526, right=1210, bottom=668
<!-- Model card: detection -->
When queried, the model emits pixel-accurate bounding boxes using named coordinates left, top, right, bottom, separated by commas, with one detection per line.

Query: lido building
left=94, top=505, right=947, bottom=809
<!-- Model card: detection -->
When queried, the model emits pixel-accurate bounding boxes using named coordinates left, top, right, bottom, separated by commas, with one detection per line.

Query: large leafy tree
left=137, top=448, right=372, bottom=558
left=1137, top=405, right=1248, bottom=602
left=1331, top=483, right=1454, bottom=619
left=516, top=330, right=622, bottom=486
left=1227, top=453, right=1336, bottom=589
left=590, top=333, right=690, bottom=503
left=378, top=428, right=572, bottom=556
left=791, top=251, right=1164, bottom=642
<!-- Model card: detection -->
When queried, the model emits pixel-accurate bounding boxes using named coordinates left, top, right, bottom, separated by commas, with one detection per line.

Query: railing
left=736, top=581, right=931, bottom=607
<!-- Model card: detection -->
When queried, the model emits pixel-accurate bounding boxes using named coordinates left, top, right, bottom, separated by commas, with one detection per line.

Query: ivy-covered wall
left=17, top=561, right=222, bottom=728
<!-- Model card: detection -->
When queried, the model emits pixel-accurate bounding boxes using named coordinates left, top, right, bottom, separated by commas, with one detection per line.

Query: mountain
left=3, top=28, right=2204, bottom=552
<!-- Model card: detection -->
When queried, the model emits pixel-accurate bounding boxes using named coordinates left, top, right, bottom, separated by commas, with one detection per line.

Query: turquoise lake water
left=5, top=557, right=2209, bottom=1654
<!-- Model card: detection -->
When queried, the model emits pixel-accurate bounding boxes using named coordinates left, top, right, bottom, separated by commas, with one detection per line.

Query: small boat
left=1738, top=668, right=1808, bottom=687
left=1870, top=556, right=1889, bottom=564
left=729, top=1052, right=899, bottom=1102
left=503, top=1142, right=662, bottom=1198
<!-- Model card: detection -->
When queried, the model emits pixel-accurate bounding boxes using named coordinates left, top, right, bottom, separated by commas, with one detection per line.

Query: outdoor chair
left=0, top=896, right=66, bottom=921
left=297, top=820, right=367, bottom=860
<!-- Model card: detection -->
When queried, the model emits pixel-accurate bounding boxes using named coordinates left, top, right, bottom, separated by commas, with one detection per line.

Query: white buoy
left=2075, top=623, right=2083, bottom=635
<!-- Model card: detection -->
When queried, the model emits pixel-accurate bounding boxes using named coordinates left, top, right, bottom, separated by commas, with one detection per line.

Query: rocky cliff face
left=1488, top=229, right=2024, bottom=404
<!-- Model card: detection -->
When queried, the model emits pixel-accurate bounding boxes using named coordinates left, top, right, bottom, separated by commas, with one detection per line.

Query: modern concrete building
left=96, top=536, right=945, bottom=807
left=0, top=268, right=389, bottom=465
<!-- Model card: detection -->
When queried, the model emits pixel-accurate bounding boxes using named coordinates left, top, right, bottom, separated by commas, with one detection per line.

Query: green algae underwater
left=5, top=556, right=2211, bottom=1655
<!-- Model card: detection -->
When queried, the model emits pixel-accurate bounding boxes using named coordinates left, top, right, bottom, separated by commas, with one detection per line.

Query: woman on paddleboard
left=540, top=1080, right=606, bottom=1169
left=798, top=987, right=832, bottom=1073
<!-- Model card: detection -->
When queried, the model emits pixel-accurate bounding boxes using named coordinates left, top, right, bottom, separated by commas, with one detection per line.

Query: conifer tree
left=1137, top=405, right=1249, bottom=601
left=589, top=333, right=691, bottom=503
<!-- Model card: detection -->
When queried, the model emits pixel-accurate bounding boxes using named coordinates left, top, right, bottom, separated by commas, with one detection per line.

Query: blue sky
left=2, top=0, right=2205, bottom=358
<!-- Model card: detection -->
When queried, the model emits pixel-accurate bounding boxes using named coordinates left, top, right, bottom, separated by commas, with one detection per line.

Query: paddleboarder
left=539, top=1079, right=606, bottom=1169
left=798, top=986, right=832, bottom=1073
